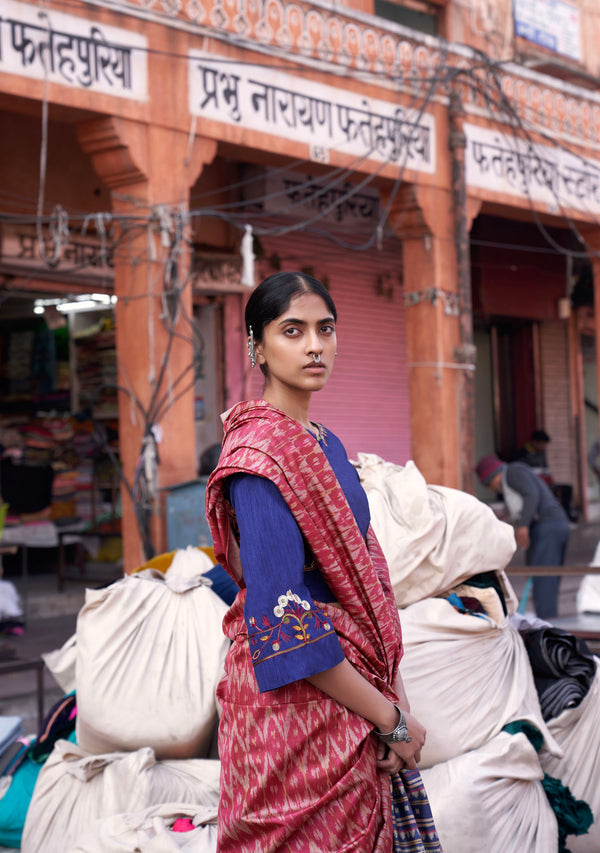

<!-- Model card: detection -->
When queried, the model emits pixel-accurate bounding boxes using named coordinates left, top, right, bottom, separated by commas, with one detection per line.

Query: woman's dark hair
left=198, top=442, right=222, bottom=475
left=245, top=271, right=337, bottom=343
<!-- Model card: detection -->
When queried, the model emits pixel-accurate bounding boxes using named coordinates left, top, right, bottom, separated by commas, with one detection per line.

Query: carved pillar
left=77, top=117, right=216, bottom=570
left=386, top=184, right=480, bottom=489
left=449, top=93, right=478, bottom=495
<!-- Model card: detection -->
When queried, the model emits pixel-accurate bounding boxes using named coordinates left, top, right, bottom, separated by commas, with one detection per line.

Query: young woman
left=206, top=271, right=441, bottom=852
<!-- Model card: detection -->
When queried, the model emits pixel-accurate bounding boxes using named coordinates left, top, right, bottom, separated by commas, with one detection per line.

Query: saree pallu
left=217, top=593, right=393, bottom=853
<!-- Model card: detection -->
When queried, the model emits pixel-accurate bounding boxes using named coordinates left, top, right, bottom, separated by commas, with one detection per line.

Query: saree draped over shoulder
left=206, top=401, right=404, bottom=853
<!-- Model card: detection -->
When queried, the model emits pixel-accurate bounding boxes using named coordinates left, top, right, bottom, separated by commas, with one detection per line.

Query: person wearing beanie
left=476, top=453, right=571, bottom=619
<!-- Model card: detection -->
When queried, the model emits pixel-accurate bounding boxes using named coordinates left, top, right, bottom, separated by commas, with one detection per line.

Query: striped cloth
left=392, top=769, right=443, bottom=852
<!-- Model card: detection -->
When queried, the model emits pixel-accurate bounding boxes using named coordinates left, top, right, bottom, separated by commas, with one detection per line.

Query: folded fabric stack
left=72, top=327, right=118, bottom=417
left=355, top=455, right=597, bottom=853
left=73, top=459, right=94, bottom=526
left=521, top=626, right=597, bottom=721
left=18, top=423, right=55, bottom=468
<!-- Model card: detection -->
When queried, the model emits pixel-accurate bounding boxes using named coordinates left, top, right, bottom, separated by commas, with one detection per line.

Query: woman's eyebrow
left=277, top=316, right=335, bottom=326
left=277, top=316, right=305, bottom=326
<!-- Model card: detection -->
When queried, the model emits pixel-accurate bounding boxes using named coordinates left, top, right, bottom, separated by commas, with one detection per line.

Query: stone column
left=386, top=184, right=480, bottom=489
left=77, top=117, right=216, bottom=571
left=578, top=227, right=600, bottom=499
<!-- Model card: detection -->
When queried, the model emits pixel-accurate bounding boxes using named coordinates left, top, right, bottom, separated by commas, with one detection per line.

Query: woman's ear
left=255, top=343, right=266, bottom=365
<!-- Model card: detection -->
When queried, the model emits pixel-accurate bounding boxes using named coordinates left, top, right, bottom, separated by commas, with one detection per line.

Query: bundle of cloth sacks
left=4, top=457, right=598, bottom=852
left=354, top=454, right=598, bottom=853
left=0, top=547, right=229, bottom=852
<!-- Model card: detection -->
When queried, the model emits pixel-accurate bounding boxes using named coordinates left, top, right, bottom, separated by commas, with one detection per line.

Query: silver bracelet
left=375, top=704, right=412, bottom=744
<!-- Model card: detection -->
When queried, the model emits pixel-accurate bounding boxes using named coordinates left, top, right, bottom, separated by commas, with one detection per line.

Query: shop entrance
left=490, top=319, right=539, bottom=463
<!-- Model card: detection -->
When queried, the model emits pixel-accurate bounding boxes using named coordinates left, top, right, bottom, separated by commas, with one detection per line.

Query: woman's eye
left=321, top=324, right=335, bottom=334
left=284, top=327, right=300, bottom=337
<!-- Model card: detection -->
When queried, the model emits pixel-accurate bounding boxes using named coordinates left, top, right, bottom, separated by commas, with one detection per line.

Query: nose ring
left=312, top=353, right=321, bottom=363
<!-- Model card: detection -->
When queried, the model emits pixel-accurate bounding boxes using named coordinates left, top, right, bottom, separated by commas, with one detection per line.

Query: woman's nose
left=306, top=330, right=323, bottom=353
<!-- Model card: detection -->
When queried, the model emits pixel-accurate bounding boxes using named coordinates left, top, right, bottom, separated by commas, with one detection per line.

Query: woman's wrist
left=375, top=701, right=402, bottom=734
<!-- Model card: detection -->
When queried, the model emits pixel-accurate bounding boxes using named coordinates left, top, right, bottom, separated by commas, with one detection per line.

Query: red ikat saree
left=206, top=401, right=405, bottom=852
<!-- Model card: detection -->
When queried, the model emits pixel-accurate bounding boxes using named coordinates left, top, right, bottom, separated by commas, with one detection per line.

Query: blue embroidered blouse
left=228, top=426, right=371, bottom=693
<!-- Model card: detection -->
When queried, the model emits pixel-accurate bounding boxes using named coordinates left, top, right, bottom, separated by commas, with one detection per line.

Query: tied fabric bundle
left=522, top=627, right=597, bottom=721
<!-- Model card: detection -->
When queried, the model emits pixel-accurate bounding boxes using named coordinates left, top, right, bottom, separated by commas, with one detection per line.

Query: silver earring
left=248, top=326, right=256, bottom=369
left=312, top=353, right=321, bottom=364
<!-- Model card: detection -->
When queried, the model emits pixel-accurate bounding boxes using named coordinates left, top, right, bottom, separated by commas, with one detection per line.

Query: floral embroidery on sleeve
left=248, top=589, right=333, bottom=665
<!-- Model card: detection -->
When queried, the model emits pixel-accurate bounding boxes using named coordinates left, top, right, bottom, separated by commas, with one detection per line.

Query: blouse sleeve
left=229, top=473, right=345, bottom=693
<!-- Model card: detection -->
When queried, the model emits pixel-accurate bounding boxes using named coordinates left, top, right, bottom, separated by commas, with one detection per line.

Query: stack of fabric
left=18, top=422, right=55, bottom=467
left=355, top=455, right=596, bottom=853
left=72, top=321, right=117, bottom=417
left=73, top=459, right=94, bottom=527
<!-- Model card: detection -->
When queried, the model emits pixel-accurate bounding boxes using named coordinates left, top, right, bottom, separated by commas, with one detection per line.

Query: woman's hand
left=376, top=709, right=426, bottom=774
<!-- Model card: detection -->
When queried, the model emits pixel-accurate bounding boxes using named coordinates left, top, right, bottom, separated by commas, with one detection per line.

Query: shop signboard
left=1, top=224, right=114, bottom=281
left=189, top=53, right=436, bottom=173
left=0, top=0, right=148, bottom=99
left=192, top=252, right=249, bottom=293
left=465, top=123, right=600, bottom=216
left=240, top=166, right=380, bottom=230
left=513, top=0, right=581, bottom=62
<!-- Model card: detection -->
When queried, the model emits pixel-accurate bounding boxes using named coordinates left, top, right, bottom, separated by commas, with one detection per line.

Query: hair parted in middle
left=245, top=271, right=337, bottom=376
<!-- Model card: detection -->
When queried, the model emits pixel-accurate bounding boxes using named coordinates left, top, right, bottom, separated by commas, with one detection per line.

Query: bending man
left=476, top=454, right=570, bottom=619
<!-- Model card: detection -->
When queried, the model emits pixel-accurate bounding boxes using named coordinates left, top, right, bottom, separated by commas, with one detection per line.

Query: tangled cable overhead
left=2, top=9, right=599, bottom=556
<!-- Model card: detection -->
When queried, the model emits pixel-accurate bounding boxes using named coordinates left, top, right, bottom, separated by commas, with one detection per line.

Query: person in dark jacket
left=516, top=428, right=551, bottom=472
left=476, top=453, right=571, bottom=619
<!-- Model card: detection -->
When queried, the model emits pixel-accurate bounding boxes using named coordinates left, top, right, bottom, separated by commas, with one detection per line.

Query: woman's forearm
left=306, top=659, right=399, bottom=732
left=306, top=658, right=426, bottom=769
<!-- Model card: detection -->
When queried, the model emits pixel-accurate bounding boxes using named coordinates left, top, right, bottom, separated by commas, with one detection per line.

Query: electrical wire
left=5, top=9, right=600, bottom=554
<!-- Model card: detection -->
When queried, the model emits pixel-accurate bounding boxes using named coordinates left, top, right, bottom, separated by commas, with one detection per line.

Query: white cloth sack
left=399, top=597, right=560, bottom=768
left=421, top=732, right=558, bottom=853
left=69, top=803, right=218, bottom=853
left=0, top=579, right=22, bottom=620
left=76, top=547, right=229, bottom=759
left=576, top=539, right=600, bottom=613
left=576, top=576, right=600, bottom=613
left=21, top=740, right=220, bottom=853
left=354, top=455, right=517, bottom=608
left=540, top=661, right=600, bottom=853
left=42, top=632, right=77, bottom=694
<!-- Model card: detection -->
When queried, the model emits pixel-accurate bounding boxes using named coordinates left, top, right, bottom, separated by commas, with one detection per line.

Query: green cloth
left=502, top=720, right=593, bottom=853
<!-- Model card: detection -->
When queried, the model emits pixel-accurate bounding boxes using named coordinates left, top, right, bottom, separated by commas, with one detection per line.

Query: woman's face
left=255, top=291, right=337, bottom=397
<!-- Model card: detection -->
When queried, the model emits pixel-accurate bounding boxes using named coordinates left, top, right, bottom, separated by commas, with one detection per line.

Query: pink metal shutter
left=246, top=231, right=411, bottom=465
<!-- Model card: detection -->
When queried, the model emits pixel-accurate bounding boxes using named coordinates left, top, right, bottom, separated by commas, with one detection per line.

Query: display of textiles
left=72, top=322, right=117, bottom=417
left=521, top=626, right=597, bottom=721
left=0, top=414, right=118, bottom=528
